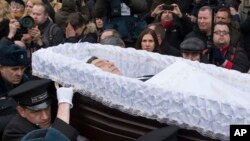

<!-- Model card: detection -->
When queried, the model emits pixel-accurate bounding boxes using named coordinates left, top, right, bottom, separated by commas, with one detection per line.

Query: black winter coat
left=0, top=75, right=29, bottom=136
left=2, top=115, right=79, bottom=141
left=241, top=14, right=250, bottom=63
left=224, top=46, right=250, bottom=73
left=0, top=20, right=9, bottom=40
left=163, top=23, right=184, bottom=50
left=38, top=19, right=65, bottom=48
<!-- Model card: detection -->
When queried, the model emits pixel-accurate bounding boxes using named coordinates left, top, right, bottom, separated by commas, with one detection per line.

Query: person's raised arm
left=55, top=85, right=74, bottom=124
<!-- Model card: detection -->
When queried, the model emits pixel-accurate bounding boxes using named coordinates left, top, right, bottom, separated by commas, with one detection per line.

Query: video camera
left=162, top=4, right=174, bottom=11
left=14, top=16, right=35, bottom=40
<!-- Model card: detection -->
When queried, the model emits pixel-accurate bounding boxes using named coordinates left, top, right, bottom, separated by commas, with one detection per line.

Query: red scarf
left=220, top=45, right=229, bottom=57
left=161, top=20, right=174, bottom=29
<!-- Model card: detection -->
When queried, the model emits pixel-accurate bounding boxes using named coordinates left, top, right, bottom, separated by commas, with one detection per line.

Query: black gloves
left=211, top=45, right=225, bottom=65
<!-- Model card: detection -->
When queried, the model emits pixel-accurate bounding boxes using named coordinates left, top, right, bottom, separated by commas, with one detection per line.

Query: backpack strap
left=48, top=23, right=57, bottom=46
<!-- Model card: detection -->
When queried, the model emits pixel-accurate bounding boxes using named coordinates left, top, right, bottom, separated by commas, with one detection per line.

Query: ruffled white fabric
left=32, top=42, right=250, bottom=141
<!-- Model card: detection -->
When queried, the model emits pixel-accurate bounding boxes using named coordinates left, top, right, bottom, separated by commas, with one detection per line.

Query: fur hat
left=0, top=45, right=28, bottom=66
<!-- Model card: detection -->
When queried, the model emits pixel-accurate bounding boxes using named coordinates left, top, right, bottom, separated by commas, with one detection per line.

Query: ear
left=17, top=106, right=26, bottom=118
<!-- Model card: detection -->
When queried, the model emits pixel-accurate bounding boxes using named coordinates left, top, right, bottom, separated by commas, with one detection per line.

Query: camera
left=162, top=4, right=174, bottom=11
left=19, top=16, right=35, bottom=29
left=14, top=16, right=35, bottom=40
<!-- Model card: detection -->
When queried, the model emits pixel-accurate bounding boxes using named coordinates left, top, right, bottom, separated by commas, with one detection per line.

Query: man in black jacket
left=212, top=22, right=249, bottom=72
left=28, top=2, right=64, bottom=48
left=0, top=44, right=29, bottom=137
left=185, top=5, right=217, bottom=64
left=185, top=6, right=213, bottom=46
left=2, top=79, right=81, bottom=141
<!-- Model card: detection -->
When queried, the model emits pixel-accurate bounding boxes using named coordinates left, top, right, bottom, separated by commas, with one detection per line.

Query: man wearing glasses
left=215, top=7, right=243, bottom=49
left=212, top=22, right=250, bottom=72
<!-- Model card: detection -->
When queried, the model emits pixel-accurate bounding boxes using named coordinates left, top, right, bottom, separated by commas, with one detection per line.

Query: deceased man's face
left=91, top=59, right=122, bottom=75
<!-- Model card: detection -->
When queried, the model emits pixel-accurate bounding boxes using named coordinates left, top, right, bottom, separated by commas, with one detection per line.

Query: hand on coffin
left=55, top=82, right=74, bottom=108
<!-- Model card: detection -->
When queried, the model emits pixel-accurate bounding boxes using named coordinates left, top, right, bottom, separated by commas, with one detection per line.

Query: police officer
left=180, top=37, right=207, bottom=62
left=0, top=44, right=28, bottom=137
left=2, top=79, right=81, bottom=141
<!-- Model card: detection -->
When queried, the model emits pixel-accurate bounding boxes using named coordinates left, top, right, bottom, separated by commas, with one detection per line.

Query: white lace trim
left=32, top=43, right=250, bottom=141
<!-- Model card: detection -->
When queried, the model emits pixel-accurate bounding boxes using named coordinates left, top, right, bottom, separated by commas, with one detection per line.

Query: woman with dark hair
left=94, top=17, right=104, bottom=41
left=136, top=28, right=161, bottom=53
left=64, top=12, right=97, bottom=43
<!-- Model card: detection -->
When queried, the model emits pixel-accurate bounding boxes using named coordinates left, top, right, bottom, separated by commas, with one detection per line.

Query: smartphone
left=162, top=4, right=174, bottom=11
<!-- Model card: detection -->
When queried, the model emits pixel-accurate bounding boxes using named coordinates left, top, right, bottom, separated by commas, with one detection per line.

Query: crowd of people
left=1, top=0, right=250, bottom=140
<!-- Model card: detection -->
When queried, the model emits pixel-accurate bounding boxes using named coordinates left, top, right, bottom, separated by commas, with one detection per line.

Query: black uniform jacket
left=2, top=115, right=79, bottom=141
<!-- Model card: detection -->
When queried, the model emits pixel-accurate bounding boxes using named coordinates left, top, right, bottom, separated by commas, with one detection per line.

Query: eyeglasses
left=213, top=31, right=229, bottom=35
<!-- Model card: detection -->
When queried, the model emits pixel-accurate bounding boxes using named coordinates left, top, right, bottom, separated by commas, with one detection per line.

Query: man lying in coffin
left=85, top=56, right=179, bottom=141
left=86, top=56, right=153, bottom=81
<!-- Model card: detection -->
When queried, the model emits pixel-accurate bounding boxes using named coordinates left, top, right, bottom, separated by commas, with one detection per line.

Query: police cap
left=0, top=45, right=28, bottom=66
left=8, top=79, right=51, bottom=111
left=180, top=37, right=205, bottom=53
